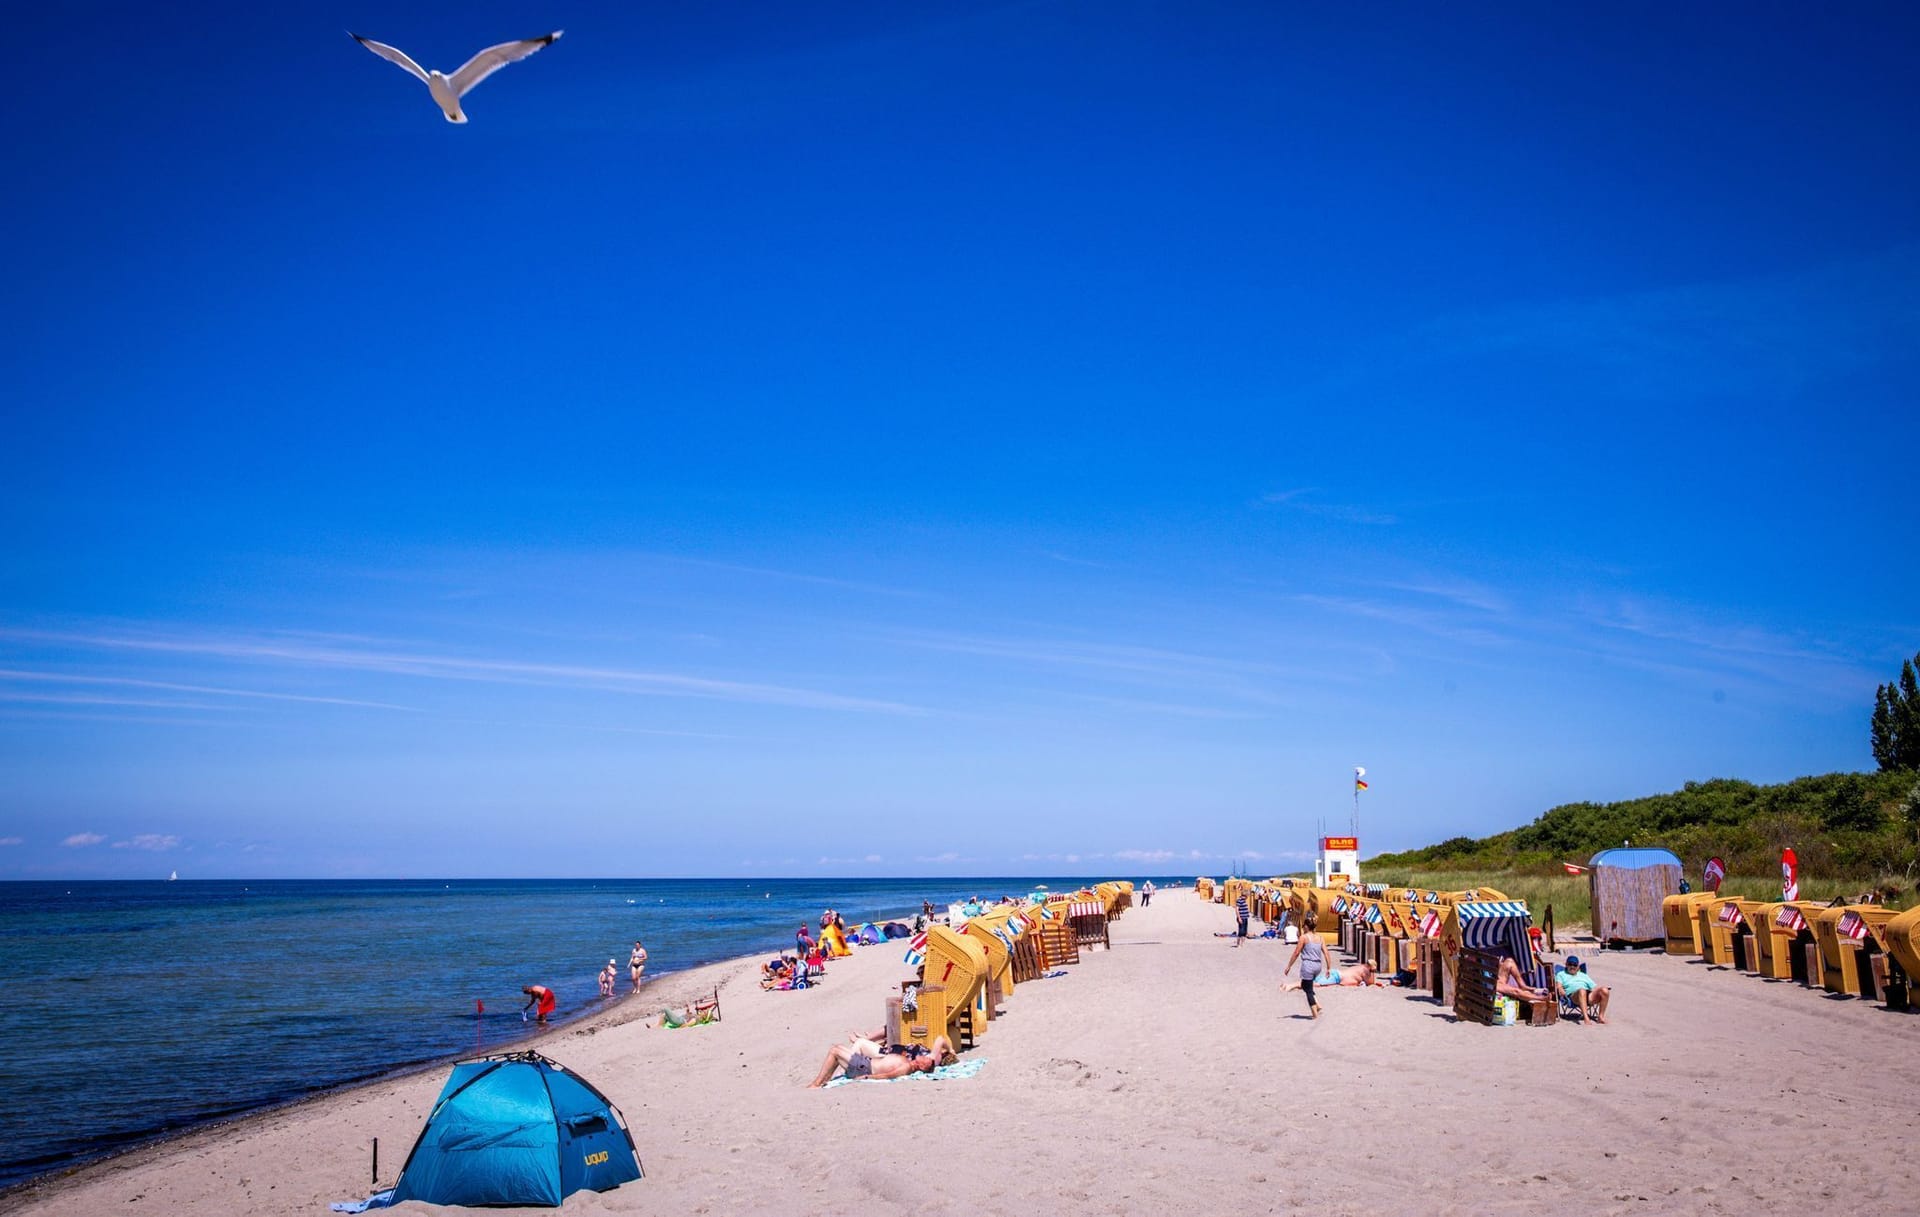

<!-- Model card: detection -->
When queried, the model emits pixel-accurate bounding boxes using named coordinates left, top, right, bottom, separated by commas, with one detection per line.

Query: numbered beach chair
left=1814, top=905, right=1898, bottom=998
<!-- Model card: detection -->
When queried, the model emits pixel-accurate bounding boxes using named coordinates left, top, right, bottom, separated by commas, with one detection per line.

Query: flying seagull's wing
left=350, top=33, right=431, bottom=85
left=448, top=30, right=563, bottom=97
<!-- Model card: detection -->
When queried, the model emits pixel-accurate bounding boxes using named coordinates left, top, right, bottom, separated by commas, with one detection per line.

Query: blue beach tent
left=390, top=1051, right=642, bottom=1207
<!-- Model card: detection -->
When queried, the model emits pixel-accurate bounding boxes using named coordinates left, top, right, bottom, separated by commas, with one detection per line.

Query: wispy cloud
left=0, top=627, right=922, bottom=717
left=1042, top=551, right=1113, bottom=570
left=1410, top=244, right=1920, bottom=401
left=1291, top=593, right=1512, bottom=648
left=890, top=629, right=1317, bottom=706
left=62, top=833, right=104, bottom=847
left=0, top=668, right=416, bottom=712
left=0, top=837, right=22, bottom=846
left=1354, top=576, right=1510, bottom=616
left=112, top=834, right=180, bottom=852
left=1259, top=489, right=1398, bottom=526
left=651, top=554, right=923, bottom=599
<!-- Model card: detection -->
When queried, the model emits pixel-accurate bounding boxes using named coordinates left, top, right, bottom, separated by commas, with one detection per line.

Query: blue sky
left=2, top=2, right=1917, bottom=879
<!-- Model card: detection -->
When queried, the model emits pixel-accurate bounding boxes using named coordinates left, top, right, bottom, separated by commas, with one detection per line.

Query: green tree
left=1871, top=652, right=1920, bottom=770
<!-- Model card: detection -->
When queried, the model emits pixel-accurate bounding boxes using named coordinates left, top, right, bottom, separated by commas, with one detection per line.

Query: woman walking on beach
left=1282, top=915, right=1326, bottom=1019
left=629, top=940, right=648, bottom=992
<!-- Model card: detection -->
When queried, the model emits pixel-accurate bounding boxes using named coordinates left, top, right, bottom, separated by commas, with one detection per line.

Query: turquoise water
left=0, top=876, right=1156, bottom=1188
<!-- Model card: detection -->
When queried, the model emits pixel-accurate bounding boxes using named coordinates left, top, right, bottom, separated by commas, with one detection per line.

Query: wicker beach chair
left=1661, top=892, right=1717, bottom=955
left=920, top=925, right=989, bottom=1042
left=958, top=916, right=1014, bottom=1017
left=691, top=986, right=721, bottom=1024
left=1067, top=896, right=1111, bottom=951
left=1813, top=905, right=1899, bottom=998
left=1883, top=905, right=1920, bottom=1012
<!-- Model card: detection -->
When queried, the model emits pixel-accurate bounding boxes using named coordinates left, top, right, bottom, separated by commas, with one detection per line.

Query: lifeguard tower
left=1314, top=835, right=1361, bottom=888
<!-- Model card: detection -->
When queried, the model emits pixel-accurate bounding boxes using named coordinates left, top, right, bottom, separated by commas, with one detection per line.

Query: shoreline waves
left=0, top=876, right=1176, bottom=1193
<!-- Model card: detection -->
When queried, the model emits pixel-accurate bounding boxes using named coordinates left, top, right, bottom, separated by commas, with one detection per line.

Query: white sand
left=7, top=891, right=1917, bottom=1216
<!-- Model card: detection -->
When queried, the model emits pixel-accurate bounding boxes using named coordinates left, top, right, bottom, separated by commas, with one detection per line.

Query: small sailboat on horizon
left=168, top=870, right=178, bottom=881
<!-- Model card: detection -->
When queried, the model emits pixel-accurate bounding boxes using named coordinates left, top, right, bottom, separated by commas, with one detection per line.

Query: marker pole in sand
left=371, top=1138, right=378, bottom=1188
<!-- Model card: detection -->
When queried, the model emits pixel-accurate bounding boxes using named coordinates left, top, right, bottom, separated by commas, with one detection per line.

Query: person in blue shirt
left=1554, top=955, right=1612, bottom=1024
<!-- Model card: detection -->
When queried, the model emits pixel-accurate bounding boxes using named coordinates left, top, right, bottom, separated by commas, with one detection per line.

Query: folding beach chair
left=1553, top=963, right=1597, bottom=1024
left=691, top=986, right=721, bottom=1024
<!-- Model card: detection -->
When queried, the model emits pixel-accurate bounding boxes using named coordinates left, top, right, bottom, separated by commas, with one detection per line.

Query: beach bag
left=1499, top=997, right=1519, bottom=1026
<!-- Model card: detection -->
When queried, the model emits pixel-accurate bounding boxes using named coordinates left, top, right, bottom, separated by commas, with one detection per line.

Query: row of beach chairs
left=886, top=882, right=1132, bottom=1052
left=1661, top=891, right=1920, bottom=1012
left=1206, top=875, right=1566, bottom=1026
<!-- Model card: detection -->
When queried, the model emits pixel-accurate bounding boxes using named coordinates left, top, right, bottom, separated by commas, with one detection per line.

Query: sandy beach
left=6, top=890, right=1916, bottom=1216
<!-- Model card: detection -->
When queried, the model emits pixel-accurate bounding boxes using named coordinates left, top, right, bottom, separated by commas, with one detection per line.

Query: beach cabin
left=1588, top=847, right=1682, bottom=947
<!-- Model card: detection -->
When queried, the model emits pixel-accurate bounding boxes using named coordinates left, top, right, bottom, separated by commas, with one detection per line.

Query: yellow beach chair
left=1662, top=892, right=1717, bottom=955
left=1814, top=905, right=1899, bottom=998
left=959, top=916, right=1014, bottom=1016
left=1760, top=901, right=1827, bottom=986
left=1884, top=905, right=1920, bottom=1010
left=909, top=925, right=987, bottom=1048
left=1737, top=903, right=1794, bottom=979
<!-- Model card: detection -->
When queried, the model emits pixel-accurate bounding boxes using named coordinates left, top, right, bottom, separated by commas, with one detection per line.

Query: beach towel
left=825, top=1058, right=987, bottom=1088
left=329, top=1190, right=395, bottom=1213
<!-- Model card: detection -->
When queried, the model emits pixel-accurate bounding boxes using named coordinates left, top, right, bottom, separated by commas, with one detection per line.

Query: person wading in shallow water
left=521, top=984, right=557, bottom=1024
left=629, top=940, right=648, bottom=992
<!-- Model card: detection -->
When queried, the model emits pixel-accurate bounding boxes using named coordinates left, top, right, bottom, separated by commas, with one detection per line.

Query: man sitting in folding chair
left=1553, top=954, right=1611, bottom=1025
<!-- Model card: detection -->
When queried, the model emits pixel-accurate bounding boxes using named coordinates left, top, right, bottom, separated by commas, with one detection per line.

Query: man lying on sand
left=809, top=1034, right=956, bottom=1087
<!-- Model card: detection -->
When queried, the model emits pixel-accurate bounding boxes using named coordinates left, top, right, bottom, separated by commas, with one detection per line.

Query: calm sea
left=0, top=875, right=1169, bottom=1189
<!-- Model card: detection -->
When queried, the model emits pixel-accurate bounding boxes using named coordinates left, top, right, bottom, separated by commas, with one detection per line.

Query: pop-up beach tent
left=390, top=1051, right=642, bottom=1207
left=1589, top=847, right=1682, bottom=946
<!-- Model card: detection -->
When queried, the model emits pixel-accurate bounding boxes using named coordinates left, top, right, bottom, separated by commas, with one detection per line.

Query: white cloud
left=863, top=854, right=882, bottom=864
left=113, top=834, right=181, bottom=852
left=1114, top=848, right=1179, bottom=862
left=63, top=832, right=105, bottom=847
left=0, top=836, right=22, bottom=846
left=917, top=852, right=961, bottom=863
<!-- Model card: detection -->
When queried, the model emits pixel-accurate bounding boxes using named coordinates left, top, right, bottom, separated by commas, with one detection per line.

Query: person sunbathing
left=1282, top=961, right=1385, bottom=990
left=809, top=1034, right=955, bottom=1087
left=1496, top=955, right=1548, bottom=1003
left=759, top=956, right=794, bottom=989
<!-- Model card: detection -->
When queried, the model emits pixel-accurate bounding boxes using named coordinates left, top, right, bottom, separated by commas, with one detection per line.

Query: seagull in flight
left=351, top=30, right=563, bottom=123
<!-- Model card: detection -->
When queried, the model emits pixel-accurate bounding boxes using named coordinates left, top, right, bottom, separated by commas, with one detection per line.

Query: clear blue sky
left=2, top=2, right=1916, bottom=879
